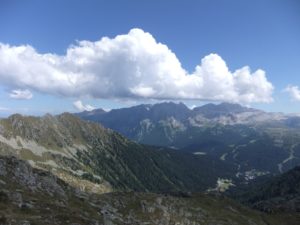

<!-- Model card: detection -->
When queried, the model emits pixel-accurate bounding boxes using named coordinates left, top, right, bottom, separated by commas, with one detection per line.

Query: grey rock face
left=1, top=156, right=66, bottom=198
left=0, top=159, right=7, bottom=176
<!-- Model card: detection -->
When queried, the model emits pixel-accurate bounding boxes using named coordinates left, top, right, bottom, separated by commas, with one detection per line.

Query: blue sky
left=0, top=0, right=300, bottom=116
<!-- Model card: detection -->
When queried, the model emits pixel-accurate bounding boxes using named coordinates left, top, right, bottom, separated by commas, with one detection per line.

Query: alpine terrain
left=1, top=155, right=299, bottom=225
left=77, top=102, right=300, bottom=182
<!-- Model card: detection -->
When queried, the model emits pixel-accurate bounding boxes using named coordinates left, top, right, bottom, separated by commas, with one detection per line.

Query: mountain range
left=0, top=102, right=299, bottom=223
left=76, top=102, right=300, bottom=182
left=0, top=112, right=236, bottom=194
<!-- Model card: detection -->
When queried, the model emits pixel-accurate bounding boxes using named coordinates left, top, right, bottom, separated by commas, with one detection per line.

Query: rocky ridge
left=0, top=113, right=235, bottom=194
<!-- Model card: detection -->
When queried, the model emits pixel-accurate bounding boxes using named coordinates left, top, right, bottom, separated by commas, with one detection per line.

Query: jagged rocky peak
left=151, top=101, right=190, bottom=112
left=1, top=114, right=48, bottom=139
left=193, top=102, right=260, bottom=118
left=0, top=112, right=110, bottom=147
left=149, top=102, right=191, bottom=121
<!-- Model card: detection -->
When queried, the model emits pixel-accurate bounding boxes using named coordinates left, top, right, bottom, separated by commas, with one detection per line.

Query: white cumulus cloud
left=0, top=28, right=273, bottom=103
left=73, top=100, right=95, bottom=111
left=9, top=89, right=33, bottom=99
left=284, top=85, right=300, bottom=101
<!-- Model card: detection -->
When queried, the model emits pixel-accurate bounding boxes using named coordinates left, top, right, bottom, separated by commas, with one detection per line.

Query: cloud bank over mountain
left=0, top=28, right=274, bottom=103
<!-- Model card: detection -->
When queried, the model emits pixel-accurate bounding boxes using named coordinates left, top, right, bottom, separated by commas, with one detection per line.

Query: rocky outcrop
left=1, top=155, right=295, bottom=225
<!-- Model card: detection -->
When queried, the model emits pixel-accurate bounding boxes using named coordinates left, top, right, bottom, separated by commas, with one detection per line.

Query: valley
left=1, top=1, right=298, bottom=224
left=278, top=144, right=297, bottom=173
left=0, top=102, right=300, bottom=224
left=77, top=102, right=300, bottom=181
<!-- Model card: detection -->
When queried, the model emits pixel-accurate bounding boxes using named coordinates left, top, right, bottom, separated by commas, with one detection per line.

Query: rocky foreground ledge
left=0, top=156, right=299, bottom=225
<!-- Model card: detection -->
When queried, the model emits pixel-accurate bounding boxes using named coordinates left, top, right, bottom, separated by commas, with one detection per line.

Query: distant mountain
left=76, top=102, right=300, bottom=180
left=0, top=113, right=235, bottom=193
left=75, top=102, right=260, bottom=143
left=75, top=102, right=265, bottom=144
left=77, top=108, right=107, bottom=118
left=77, top=102, right=190, bottom=120
left=75, top=102, right=191, bottom=140
left=192, top=102, right=260, bottom=118
left=1, top=155, right=299, bottom=225
left=236, top=166, right=300, bottom=213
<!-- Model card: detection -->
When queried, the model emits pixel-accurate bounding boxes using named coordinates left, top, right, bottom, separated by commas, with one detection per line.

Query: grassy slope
left=1, top=155, right=299, bottom=225
left=0, top=113, right=236, bottom=193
